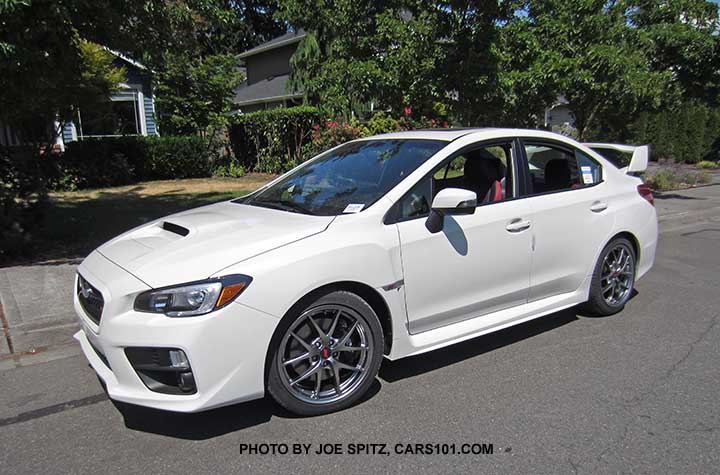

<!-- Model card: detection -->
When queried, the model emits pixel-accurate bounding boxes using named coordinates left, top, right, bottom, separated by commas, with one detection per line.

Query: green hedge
left=48, top=135, right=215, bottom=191
left=1, top=146, right=47, bottom=260
left=628, top=101, right=720, bottom=164
left=229, top=106, right=321, bottom=173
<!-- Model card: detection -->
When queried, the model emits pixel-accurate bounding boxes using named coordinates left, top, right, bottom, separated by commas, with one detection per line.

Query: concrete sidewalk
left=1, top=183, right=718, bottom=360
left=0, top=261, right=80, bottom=358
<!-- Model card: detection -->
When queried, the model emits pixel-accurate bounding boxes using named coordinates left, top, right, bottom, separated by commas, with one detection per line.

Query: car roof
left=359, top=128, right=567, bottom=142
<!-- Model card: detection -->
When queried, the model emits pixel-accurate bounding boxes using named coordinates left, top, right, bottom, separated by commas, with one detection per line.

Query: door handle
left=506, top=219, right=531, bottom=233
left=590, top=201, right=608, bottom=213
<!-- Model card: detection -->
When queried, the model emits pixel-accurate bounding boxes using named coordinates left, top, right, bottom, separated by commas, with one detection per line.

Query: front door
left=393, top=141, right=534, bottom=334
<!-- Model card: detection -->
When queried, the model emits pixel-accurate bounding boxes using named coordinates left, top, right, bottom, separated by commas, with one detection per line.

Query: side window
left=576, top=150, right=602, bottom=185
left=524, top=143, right=581, bottom=194
left=396, top=141, right=514, bottom=222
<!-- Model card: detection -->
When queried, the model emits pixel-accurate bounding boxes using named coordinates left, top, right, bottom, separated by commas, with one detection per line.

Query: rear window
left=589, top=148, right=630, bottom=168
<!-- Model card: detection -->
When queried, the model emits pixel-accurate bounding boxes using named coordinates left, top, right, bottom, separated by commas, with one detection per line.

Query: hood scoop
left=162, top=221, right=189, bottom=237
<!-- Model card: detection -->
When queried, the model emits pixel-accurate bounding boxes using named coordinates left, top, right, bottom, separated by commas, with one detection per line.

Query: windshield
left=240, top=139, right=446, bottom=216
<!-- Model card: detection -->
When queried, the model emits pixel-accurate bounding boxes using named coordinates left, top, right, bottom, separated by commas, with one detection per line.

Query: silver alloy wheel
left=600, top=244, right=635, bottom=307
left=276, top=304, right=373, bottom=405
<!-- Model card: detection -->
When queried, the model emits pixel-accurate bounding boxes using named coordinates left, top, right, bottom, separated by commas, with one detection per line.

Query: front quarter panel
left=215, top=202, right=406, bottom=346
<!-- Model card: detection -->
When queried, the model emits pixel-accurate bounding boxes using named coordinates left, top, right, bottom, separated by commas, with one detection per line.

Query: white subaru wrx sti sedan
left=74, top=129, right=657, bottom=415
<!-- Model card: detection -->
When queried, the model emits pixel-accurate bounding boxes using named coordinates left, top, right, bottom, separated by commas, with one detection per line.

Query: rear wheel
left=583, top=237, right=636, bottom=316
left=268, top=291, right=384, bottom=416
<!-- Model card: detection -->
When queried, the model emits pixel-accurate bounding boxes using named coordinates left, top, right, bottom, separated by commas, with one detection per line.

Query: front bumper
left=74, top=251, right=280, bottom=413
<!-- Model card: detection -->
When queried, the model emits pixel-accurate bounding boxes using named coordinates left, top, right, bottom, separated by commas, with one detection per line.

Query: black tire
left=582, top=237, right=636, bottom=316
left=267, top=290, right=384, bottom=416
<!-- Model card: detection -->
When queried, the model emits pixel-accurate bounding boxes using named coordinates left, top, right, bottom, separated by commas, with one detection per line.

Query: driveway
left=1, top=185, right=719, bottom=474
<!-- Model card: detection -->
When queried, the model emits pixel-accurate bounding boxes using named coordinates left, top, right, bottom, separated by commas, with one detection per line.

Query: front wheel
left=267, top=291, right=384, bottom=416
left=582, top=237, right=636, bottom=316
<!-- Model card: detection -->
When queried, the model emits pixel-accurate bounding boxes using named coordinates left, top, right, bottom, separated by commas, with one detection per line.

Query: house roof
left=233, top=74, right=302, bottom=107
left=237, top=30, right=306, bottom=59
left=103, top=47, right=150, bottom=71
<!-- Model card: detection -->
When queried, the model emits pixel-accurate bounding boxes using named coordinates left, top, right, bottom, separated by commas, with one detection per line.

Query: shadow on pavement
left=379, top=308, right=578, bottom=383
left=111, top=379, right=382, bottom=440
left=654, top=192, right=707, bottom=200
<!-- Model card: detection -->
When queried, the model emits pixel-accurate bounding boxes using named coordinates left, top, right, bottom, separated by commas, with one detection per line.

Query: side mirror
left=425, top=188, right=476, bottom=233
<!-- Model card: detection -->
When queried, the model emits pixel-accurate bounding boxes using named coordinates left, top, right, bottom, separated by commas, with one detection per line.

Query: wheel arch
left=607, top=230, right=640, bottom=264
left=263, top=280, right=393, bottom=390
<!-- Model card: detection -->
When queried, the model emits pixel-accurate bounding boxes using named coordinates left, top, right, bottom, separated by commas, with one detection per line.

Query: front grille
left=77, top=274, right=104, bottom=325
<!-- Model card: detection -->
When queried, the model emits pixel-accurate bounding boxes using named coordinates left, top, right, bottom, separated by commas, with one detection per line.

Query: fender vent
left=162, top=221, right=189, bottom=237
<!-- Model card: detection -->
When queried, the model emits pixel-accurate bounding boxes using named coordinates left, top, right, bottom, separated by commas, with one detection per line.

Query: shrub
left=644, top=167, right=713, bottom=191
left=304, top=119, right=365, bottom=158
left=1, top=147, right=48, bottom=260
left=213, top=161, right=246, bottom=178
left=696, top=160, right=719, bottom=169
left=48, top=137, right=145, bottom=190
left=144, top=136, right=213, bottom=180
left=48, top=136, right=213, bottom=190
left=629, top=101, right=720, bottom=164
left=645, top=169, right=677, bottom=191
left=230, top=106, right=321, bottom=173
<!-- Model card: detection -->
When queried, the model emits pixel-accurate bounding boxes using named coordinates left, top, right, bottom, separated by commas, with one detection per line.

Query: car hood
left=96, top=201, right=335, bottom=288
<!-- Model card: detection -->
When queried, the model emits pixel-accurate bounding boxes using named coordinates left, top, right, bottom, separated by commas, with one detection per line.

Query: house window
left=77, top=86, right=146, bottom=138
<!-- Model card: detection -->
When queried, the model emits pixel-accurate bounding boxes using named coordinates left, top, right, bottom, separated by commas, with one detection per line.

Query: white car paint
left=73, top=128, right=658, bottom=412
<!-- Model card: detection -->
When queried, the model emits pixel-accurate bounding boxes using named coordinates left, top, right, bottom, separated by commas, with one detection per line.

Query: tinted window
left=576, top=150, right=602, bottom=185
left=523, top=142, right=602, bottom=195
left=243, top=140, right=445, bottom=216
left=396, top=142, right=513, bottom=222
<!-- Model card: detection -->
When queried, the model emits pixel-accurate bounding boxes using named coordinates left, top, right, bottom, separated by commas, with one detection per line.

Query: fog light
left=125, top=347, right=197, bottom=395
left=169, top=349, right=190, bottom=370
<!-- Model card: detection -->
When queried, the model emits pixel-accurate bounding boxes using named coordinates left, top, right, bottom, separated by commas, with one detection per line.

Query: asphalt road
left=1, top=185, right=719, bottom=474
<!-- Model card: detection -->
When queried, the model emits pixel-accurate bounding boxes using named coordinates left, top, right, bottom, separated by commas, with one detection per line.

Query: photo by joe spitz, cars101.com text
left=73, top=128, right=657, bottom=416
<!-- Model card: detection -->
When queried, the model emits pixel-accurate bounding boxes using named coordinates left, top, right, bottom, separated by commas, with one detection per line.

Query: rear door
left=519, top=139, right=614, bottom=301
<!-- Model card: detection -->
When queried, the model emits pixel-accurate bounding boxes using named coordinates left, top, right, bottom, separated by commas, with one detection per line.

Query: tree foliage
left=281, top=0, right=720, bottom=139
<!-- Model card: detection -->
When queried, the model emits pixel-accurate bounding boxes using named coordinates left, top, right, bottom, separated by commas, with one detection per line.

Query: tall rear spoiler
left=583, top=143, right=650, bottom=173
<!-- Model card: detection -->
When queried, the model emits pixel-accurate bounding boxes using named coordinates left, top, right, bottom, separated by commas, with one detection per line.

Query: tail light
left=637, top=184, right=654, bottom=206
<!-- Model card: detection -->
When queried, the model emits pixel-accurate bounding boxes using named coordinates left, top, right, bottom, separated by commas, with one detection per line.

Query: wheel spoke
left=334, top=360, right=364, bottom=373
left=312, top=371, right=322, bottom=398
left=307, top=316, right=327, bottom=343
left=290, top=332, right=314, bottom=352
left=337, top=344, right=368, bottom=353
left=336, top=321, right=358, bottom=348
left=283, top=352, right=311, bottom=366
left=327, top=309, right=341, bottom=338
left=329, top=363, right=342, bottom=395
left=290, top=362, right=321, bottom=386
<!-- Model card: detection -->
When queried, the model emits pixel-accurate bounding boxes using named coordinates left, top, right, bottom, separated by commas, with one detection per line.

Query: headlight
left=134, top=274, right=252, bottom=317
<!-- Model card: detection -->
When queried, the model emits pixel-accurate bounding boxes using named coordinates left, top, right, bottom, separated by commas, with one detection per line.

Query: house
left=0, top=49, right=159, bottom=150
left=62, top=50, right=159, bottom=145
left=233, top=30, right=305, bottom=113
left=544, top=95, right=575, bottom=132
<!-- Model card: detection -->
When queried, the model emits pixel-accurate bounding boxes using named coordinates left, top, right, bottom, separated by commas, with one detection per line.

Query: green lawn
left=32, top=175, right=274, bottom=264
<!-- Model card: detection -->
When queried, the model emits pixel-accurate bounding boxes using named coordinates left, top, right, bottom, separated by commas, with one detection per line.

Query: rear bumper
left=74, top=252, right=280, bottom=413
left=636, top=207, right=658, bottom=280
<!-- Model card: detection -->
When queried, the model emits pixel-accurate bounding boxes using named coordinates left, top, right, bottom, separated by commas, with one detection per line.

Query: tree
left=503, top=0, right=673, bottom=140
left=627, top=0, right=720, bottom=106
left=155, top=53, right=243, bottom=137
left=0, top=1, right=134, bottom=146
left=282, top=1, right=448, bottom=118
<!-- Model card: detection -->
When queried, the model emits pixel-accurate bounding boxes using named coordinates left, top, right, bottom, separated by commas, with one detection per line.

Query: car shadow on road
left=379, top=308, right=578, bottom=383
left=111, top=380, right=382, bottom=440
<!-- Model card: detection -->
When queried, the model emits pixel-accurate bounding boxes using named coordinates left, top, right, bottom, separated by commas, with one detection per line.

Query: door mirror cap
left=425, top=188, right=476, bottom=233
left=431, top=188, right=477, bottom=215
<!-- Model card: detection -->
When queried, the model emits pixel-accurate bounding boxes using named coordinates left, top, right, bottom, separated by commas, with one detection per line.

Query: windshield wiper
left=251, top=198, right=317, bottom=215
